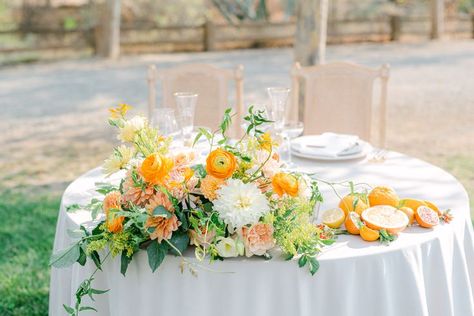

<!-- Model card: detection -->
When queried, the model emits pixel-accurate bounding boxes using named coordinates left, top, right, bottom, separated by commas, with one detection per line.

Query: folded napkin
left=292, top=133, right=362, bottom=158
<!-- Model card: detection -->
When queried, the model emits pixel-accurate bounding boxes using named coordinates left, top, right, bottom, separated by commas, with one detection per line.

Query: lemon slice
left=322, top=208, right=345, bottom=229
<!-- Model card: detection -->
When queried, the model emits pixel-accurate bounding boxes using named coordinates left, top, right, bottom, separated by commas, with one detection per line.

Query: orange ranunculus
left=272, top=172, right=299, bottom=197
left=140, top=153, right=174, bottom=185
left=103, top=191, right=124, bottom=233
left=205, top=148, right=236, bottom=179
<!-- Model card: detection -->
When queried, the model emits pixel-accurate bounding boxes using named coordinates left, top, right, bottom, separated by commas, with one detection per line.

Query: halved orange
left=360, top=225, right=380, bottom=242
left=424, top=200, right=441, bottom=216
left=345, top=212, right=362, bottom=235
left=415, top=206, right=439, bottom=228
left=361, top=205, right=409, bottom=234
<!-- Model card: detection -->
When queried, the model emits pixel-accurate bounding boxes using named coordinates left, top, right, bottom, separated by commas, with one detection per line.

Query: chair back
left=148, top=64, right=244, bottom=137
left=291, top=62, right=389, bottom=147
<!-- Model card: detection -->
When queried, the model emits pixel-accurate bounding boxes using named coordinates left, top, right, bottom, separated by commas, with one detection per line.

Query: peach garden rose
left=240, top=223, right=275, bottom=257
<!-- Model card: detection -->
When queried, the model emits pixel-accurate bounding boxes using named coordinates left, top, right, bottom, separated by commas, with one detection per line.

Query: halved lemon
left=322, top=208, right=345, bottom=229
left=361, top=205, right=409, bottom=234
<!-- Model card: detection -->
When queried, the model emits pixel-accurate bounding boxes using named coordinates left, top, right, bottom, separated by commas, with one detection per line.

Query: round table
left=49, top=151, right=474, bottom=316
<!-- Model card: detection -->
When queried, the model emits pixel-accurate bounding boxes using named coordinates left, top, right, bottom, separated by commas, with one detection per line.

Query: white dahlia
left=213, top=179, right=270, bottom=230
left=118, top=116, right=146, bottom=142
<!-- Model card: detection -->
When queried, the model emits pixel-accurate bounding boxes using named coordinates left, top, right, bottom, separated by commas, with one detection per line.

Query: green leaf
left=298, top=255, right=307, bottom=267
left=147, top=241, right=167, bottom=272
left=308, top=257, right=320, bottom=275
left=169, top=232, right=190, bottom=256
left=50, top=243, right=81, bottom=268
left=66, top=203, right=81, bottom=212
left=90, top=288, right=109, bottom=295
left=321, top=238, right=336, bottom=245
left=90, top=251, right=101, bottom=270
left=67, top=228, right=86, bottom=239
left=95, top=182, right=118, bottom=195
left=120, top=251, right=132, bottom=276
left=78, top=247, right=87, bottom=266
left=153, top=205, right=172, bottom=218
left=192, top=164, right=207, bottom=178
left=79, top=306, right=98, bottom=312
left=63, top=304, right=75, bottom=315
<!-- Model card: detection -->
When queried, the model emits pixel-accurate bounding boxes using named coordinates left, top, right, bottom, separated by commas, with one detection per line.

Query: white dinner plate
left=291, top=135, right=372, bottom=161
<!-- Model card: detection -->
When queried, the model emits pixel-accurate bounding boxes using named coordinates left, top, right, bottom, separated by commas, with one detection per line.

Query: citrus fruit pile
left=321, top=185, right=452, bottom=244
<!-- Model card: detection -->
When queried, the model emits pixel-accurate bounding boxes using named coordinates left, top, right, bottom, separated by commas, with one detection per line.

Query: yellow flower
left=109, top=103, right=131, bottom=118
left=259, top=132, right=274, bottom=152
left=140, top=153, right=174, bottom=185
left=272, top=172, right=299, bottom=197
left=206, top=148, right=236, bottom=179
left=200, top=175, right=224, bottom=200
left=103, top=145, right=135, bottom=175
left=184, top=167, right=194, bottom=182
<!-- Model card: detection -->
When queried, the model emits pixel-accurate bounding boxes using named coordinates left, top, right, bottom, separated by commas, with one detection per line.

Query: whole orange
left=339, top=195, right=369, bottom=216
left=368, top=186, right=399, bottom=207
left=399, top=206, right=415, bottom=225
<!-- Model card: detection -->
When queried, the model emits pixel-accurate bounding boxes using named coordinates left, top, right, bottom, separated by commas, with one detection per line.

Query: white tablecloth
left=49, top=151, right=474, bottom=316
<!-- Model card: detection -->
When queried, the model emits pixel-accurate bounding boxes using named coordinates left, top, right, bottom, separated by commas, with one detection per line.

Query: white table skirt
left=49, top=151, right=474, bottom=316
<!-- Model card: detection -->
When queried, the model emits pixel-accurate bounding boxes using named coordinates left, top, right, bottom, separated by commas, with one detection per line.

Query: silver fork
left=369, top=148, right=387, bottom=163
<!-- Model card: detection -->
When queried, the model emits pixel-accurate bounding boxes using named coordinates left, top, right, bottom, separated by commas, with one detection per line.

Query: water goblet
left=174, top=92, right=198, bottom=146
left=280, top=121, right=304, bottom=168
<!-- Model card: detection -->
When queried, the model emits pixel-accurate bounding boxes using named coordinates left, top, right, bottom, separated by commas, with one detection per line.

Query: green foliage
left=243, top=105, right=272, bottom=136
left=146, top=241, right=167, bottom=272
left=63, top=17, right=78, bottom=31
left=0, top=190, right=60, bottom=316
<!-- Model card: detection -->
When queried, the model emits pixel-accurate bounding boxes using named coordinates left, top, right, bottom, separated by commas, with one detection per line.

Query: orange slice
left=360, top=225, right=380, bottom=242
left=361, top=205, right=409, bottom=234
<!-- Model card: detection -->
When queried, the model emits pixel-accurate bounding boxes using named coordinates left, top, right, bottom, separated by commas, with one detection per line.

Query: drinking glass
left=174, top=92, right=198, bottom=146
left=280, top=121, right=304, bottom=168
left=266, top=87, right=290, bottom=132
left=151, top=107, right=180, bottom=137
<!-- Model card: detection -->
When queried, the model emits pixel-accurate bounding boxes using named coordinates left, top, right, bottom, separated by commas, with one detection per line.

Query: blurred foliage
left=458, top=0, right=474, bottom=13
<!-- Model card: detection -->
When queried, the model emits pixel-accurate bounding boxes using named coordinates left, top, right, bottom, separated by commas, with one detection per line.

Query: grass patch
left=0, top=189, right=60, bottom=316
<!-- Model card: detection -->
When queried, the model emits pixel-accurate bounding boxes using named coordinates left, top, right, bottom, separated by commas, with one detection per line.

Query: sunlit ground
left=0, top=40, right=473, bottom=315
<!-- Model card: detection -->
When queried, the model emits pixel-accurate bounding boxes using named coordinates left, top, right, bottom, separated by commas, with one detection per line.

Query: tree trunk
left=292, top=0, right=329, bottom=121
left=293, top=0, right=328, bottom=66
left=430, top=0, right=445, bottom=39
left=96, top=0, right=122, bottom=59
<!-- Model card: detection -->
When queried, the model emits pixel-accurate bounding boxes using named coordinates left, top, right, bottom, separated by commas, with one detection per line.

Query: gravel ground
left=0, top=40, right=473, bottom=211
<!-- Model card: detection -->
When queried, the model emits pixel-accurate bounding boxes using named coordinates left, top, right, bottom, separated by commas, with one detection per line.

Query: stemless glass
left=281, top=121, right=304, bottom=168
left=266, top=87, right=290, bottom=132
left=151, top=107, right=180, bottom=137
left=174, top=92, right=198, bottom=146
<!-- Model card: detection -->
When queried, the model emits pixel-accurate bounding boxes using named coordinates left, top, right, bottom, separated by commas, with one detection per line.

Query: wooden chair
left=147, top=64, right=244, bottom=137
left=290, top=62, right=390, bottom=147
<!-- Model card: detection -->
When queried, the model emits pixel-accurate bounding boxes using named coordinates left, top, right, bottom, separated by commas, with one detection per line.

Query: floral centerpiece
left=51, top=104, right=335, bottom=315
